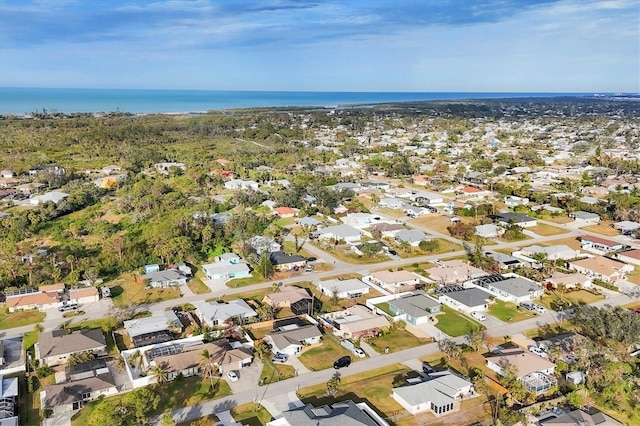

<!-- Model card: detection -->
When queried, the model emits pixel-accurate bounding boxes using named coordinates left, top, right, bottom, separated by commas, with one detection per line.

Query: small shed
left=143, top=264, right=160, bottom=274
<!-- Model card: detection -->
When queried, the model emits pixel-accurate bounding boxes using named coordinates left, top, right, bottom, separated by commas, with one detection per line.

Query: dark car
left=422, top=361, right=435, bottom=374
left=388, top=250, right=398, bottom=256
left=333, top=356, right=351, bottom=369
left=306, top=257, right=317, bottom=262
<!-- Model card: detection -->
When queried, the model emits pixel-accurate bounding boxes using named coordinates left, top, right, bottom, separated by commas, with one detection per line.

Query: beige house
left=427, top=260, right=488, bottom=285
left=485, top=348, right=556, bottom=394
left=368, top=270, right=423, bottom=292
left=321, top=305, right=390, bottom=339
left=546, top=272, right=592, bottom=289
left=568, top=256, right=634, bottom=283
left=68, top=287, right=100, bottom=304
left=41, top=374, right=117, bottom=414
left=262, top=287, right=312, bottom=309
left=36, top=330, right=107, bottom=367
left=5, top=283, right=64, bottom=312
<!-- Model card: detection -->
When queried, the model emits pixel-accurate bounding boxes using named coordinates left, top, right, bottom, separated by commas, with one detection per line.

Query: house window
left=82, top=392, right=91, bottom=400
left=349, top=292, right=363, bottom=299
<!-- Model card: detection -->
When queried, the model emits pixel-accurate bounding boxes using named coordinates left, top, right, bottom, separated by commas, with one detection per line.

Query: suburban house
left=264, top=325, right=322, bottom=356
left=517, top=244, right=581, bottom=261
left=387, top=293, right=441, bottom=325
left=0, top=374, right=18, bottom=424
left=295, top=216, right=322, bottom=228
left=394, top=229, right=430, bottom=246
left=392, top=371, right=474, bottom=416
left=579, top=236, right=625, bottom=255
left=613, top=221, right=640, bottom=236
left=248, top=236, right=282, bottom=254
left=312, top=224, right=364, bottom=244
left=475, top=224, right=504, bottom=239
left=427, top=260, right=488, bottom=285
left=474, top=274, right=544, bottom=304
left=154, top=162, right=186, bottom=173
left=568, top=256, right=634, bottom=282
left=67, top=287, right=100, bottom=305
left=504, top=196, right=529, bottom=208
left=369, top=222, right=405, bottom=238
left=224, top=179, right=259, bottom=191
left=194, top=299, right=258, bottom=328
left=484, top=251, right=524, bottom=270
left=202, top=255, right=251, bottom=281
left=410, top=191, right=444, bottom=205
left=315, top=279, right=370, bottom=299
left=435, top=285, right=493, bottom=314
left=545, top=272, right=592, bottom=290
left=378, top=197, right=406, bottom=210
left=262, top=287, right=313, bottom=315
left=541, top=407, right=623, bottom=426
left=485, top=348, right=557, bottom=394
left=149, top=339, right=253, bottom=379
left=269, top=251, right=307, bottom=271
left=36, top=330, right=107, bottom=367
left=490, top=213, right=538, bottom=228
left=4, top=285, right=63, bottom=312
left=124, top=310, right=182, bottom=348
left=343, top=213, right=382, bottom=228
left=321, top=305, right=390, bottom=339
left=267, top=400, right=389, bottom=426
left=28, top=190, right=70, bottom=206
left=273, top=207, right=298, bottom=218
left=367, top=270, right=424, bottom=293
left=615, top=249, right=640, bottom=266
left=41, top=373, right=118, bottom=414
left=138, top=269, right=188, bottom=288
left=568, top=211, right=601, bottom=224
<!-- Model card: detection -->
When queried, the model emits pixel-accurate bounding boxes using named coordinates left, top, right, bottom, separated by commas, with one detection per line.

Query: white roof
left=195, top=299, right=257, bottom=322
left=202, top=262, right=250, bottom=276
left=317, top=279, right=368, bottom=293
left=29, top=190, right=69, bottom=204
left=123, top=311, right=180, bottom=339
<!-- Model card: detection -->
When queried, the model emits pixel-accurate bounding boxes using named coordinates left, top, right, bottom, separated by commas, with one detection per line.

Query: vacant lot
left=434, top=306, right=483, bottom=337
left=0, top=310, right=45, bottom=330
left=488, top=300, right=536, bottom=322
left=231, top=403, right=273, bottom=426
left=109, top=273, right=182, bottom=307
left=189, top=271, right=212, bottom=294
left=410, top=215, right=477, bottom=236
left=298, top=334, right=353, bottom=371
left=367, top=328, right=432, bottom=353
left=538, top=289, right=605, bottom=311
left=582, top=222, right=619, bottom=236
left=294, top=280, right=384, bottom=313
left=529, top=223, right=569, bottom=236
left=259, top=359, right=296, bottom=385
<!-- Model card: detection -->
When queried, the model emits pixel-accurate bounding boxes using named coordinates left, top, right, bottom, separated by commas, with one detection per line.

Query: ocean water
left=0, top=87, right=597, bottom=115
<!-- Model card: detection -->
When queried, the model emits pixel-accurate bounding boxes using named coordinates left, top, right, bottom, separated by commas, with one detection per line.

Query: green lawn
left=373, top=302, right=397, bottom=317
left=259, top=359, right=296, bottom=384
left=0, top=310, right=45, bottom=330
left=231, top=403, right=273, bottom=426
left=189, top=271, right=212, bottom=294
left=367, top=328, right=432, bottom=353
left=109, top=273, right=182, bottom=307
left=298, top=364, right=410, bottom=423
left=538, top=289, right=605, bottom=311
left=72, top=376, right=231, bottom=425
left=17, top=374, right=40, bottom=426
left=218, top=287, right=274, bottom=303
left=528, top=223, right=569, bottom=236
left=488, top=300, right=535, bottom=322
left=434, top=306, right=484, bottom=337
left=226, top=274, right=265, bottom=288
left=298, top=334, right=353, bottom=371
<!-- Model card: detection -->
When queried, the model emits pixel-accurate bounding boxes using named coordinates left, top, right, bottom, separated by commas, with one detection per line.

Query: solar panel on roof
left=5, top=287, right=39, bottom=297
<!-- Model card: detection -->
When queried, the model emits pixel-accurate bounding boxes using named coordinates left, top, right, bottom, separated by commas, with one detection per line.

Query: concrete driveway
left=43, top=411, right=73, bottom=426
left=225, top=359, right=262, bottom=394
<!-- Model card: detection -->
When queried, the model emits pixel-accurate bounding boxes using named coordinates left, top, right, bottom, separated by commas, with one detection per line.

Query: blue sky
left=0, top=0, right=638, bottom=92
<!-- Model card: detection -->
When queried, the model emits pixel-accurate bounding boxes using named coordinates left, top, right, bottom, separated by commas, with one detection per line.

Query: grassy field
left=318, top=272, right=363, bottom=281
left=410, top=215, right=476, bottom=236
left=109, top=273, right=182, bottom=307
left=230, top=403, right=273, bottom=426
left=0, top=310, right=45, bottom=330
left=71, top=377, right=231, bottom=425
left=226, top=274, right=266, bottom=288
left=623, top=300, right=640, bottom=310
left=544, top=216, right=573, bottom=224
left=488, top=300, right=536, bottom=322
left=259, top=359, right=296, bottom=384
left=311, top=243, right=391, bottom=264
left=218, top=287, right=273, bottom=303
left=528, top=223, right=569, bottom=236
left=189, top=271, right=212, bottom=294
left=298, top=334, right=354, bottom=371
left=582, top=222, right=619, bottom=236
left=298, top=364, right=423, bottom=425
left=367, top=328, right=432, bottom=353
left=538, top=289, right=605, bottom=311
left=434, top=306, right=483, bottom=337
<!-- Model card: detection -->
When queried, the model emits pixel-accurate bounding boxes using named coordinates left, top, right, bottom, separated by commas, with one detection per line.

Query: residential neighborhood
left=0, top=98, right=639, bottom=426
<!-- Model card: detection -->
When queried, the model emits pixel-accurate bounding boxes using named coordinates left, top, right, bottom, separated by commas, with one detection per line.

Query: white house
left=312, top=224, right=364, bottom=244
left=568, top=211, right=601, bottom=224
left=28, top=191, right=69, bottom=205
left=473, top=274, right=543, bottom=304
left=315, top=278, right=370, bottom=299
left=224, top=179, right=259, bottom=191
left=475, top=224, right=504, bottom=239
left=264, top=325, right=322, bottom=357
left=194, top=299, right=258, bottom=327
left=392, top=371, right=474, bottom=416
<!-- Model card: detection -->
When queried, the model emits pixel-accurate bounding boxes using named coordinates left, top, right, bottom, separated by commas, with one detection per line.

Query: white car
left=529, top=346, right=548, bottom=358
left=353, top=348, right=366, bottom=358
left=470, top=311, right=487, bottom=321
left=533, top=304, right=547, bottom=314
left=226, top=371, right=239, bottom=382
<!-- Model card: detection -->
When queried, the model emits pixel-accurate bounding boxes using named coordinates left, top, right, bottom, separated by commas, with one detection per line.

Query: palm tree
left=199, top=349, right=217, bottom=390
left=150, top=365, right=168, bottom=384
left=129, top=350, right=143, bottom=371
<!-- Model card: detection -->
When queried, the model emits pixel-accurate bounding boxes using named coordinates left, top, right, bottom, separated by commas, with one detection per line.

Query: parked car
left=422, top=361, right=435, bottom=374
left=353, top=348, right=366, bottom=358
left=520, top=302, right=534, bottom=311
left=271, top=352, right=289, bottom=363
left=470, top=311, right=487, bottom=321
left=388, top=250, right=398, bottom=256
left=305, top=264, right=315, bottom=272
left=529, top=346, right=548, bottom=358
left=433, top=259, right=444, bottom=266
left=533, top=304, right=547, bottom=314
left=306, top=257, right=317, bottom=262
left=58, top=304, right=78, bottom=312
left=226, top=371, right=239, bottom=381
left=333, top=356, right=351, bottom=369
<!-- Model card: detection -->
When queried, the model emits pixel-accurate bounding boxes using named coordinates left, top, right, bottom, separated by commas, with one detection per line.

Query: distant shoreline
left=0, top=87, right=636, bottom=116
